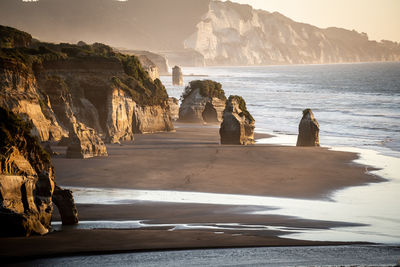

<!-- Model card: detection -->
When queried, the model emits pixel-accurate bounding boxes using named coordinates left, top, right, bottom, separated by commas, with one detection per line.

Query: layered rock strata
left=179, top=80, right=226, bottom=123
left=0, top=107, right=78, bottom=237
left=220, top=95, right=255, bottom=145
left=296, top=109, right=320, bottom=147
left=0, top=26, right=174, bottom=153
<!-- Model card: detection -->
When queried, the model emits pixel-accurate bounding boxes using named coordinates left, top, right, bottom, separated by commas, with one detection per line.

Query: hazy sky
left=234, top=0, right=400, bottom=42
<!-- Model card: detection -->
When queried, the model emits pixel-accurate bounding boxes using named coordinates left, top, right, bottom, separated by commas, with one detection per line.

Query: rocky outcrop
left=66, top=122, right=108, bottom=159
left=132, top=103, right=174, bottom=134
left=168, top=97, right=179, bottom=121
left=0, top=61, right=68, bottom=142
left=220, top=95, right=255, bottom=145
left=137, top=55, right=160, bottom=81
left=172, top=66, right=183, bottom=86
left=52, top=186, right=78, bottom=225
left=1, top=26, right=174, bottom=148
left=0, top=107, right=77, bottom=237
left=296, top=109, right=320, bottom=147
left=179, top=80, right=226, bottom=123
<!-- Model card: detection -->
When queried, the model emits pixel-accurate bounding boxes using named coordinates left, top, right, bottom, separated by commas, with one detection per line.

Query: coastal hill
left=0, top=0, right=399, bottom=66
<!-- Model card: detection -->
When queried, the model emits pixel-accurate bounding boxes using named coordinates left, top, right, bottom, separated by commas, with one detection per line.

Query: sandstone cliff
left=0, top=107, right=77, bottom=236
left=0, top=26, right=174, bottom=150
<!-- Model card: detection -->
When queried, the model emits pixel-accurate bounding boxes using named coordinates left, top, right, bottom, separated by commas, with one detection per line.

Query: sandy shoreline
left=0, top=123, right=382, bottom=260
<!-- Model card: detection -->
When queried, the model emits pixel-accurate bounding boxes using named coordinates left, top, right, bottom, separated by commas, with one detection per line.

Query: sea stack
left=172, top=66, right=183, bottom=86
left=179, top=80, right=226, bottom=123
left=220, top=95, right=255, bottom=145
left=296, top=109, right=320, bottom=147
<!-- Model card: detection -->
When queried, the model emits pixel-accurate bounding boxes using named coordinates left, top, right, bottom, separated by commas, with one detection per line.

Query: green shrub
left=182, top=80, right=226, bottom=101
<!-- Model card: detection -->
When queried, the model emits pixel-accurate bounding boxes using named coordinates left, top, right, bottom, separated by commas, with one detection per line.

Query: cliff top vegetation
left=181, top=80, right=226, bottom=101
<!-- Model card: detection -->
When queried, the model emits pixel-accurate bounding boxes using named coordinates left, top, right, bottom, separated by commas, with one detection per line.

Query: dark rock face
left=172, top=66, right=183, bottom=86
left=52, top=186, right=78, bottom=225
left=220, top=96, right=255, bottom=145
left=179, top=80, right=226, bottom=123
left=0, top=107, right=78, bottom=236
left=296, top=109, right=320, bottom=147
left=0, top=108, right=54, bottom=236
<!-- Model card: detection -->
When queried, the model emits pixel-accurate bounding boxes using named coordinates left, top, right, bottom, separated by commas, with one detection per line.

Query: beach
left=0, top=123, right=383, bottom=261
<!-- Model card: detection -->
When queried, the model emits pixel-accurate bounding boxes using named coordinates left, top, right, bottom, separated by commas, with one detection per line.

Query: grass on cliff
left=227, top=95, right=254, bottom=122
left=181, top=80, right=226, bottom=101
left=0, top=25, right=32, bottom=49
left=0, top=107, right=51, bottom=174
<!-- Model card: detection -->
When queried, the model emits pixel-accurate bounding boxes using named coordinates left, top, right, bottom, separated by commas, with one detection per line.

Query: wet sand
left=0, top=124, right=381, bottom=260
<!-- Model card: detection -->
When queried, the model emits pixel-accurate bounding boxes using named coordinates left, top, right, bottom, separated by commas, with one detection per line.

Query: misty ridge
left=1, top=0, right=400, bottom=66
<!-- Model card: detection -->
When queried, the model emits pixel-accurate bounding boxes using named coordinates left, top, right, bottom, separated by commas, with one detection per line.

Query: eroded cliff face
left=0, top=26, right=174, bottom=151
left=184, top=1, right=400, bottom=66
left=0, top=107, right=79, bottom=236
left=0, top=62, right=67, bottom=142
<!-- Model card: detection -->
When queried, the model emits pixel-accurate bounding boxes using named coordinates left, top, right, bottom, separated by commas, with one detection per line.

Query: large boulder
left=66, top=122, right=108, bottom=159
left=168, top=97, right=179, bottom=121
left=296, top=109, right=320, bottom=147
left=0, top=107, right=78, bottom=236
left=172, top=66, right=183, bottom=86
left=220, top=95, right=255, bottom=145
left=179, top=80, right=226, bottom=123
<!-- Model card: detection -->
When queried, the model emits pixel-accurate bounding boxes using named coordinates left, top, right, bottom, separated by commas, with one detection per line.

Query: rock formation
left=137, top=55, right=160, bottom=81
left=66, top=123, right=108, bottom=159
left=0, top=107, right=78, bottom=237
left=168, top=97, right=180, bottom=121
left=179, top=80, right=226, bottom=123
left=220, top=95, right=255, bottom=145
left=52, top=186, right=78, bottom=225
left=0, top=25, right=174, bottom=150
left=172, top=66, right=183, bottom=86
left=296, top=109, right=320, bottom=147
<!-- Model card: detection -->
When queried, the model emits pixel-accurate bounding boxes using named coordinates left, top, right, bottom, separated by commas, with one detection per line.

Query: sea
left=161, top=62, right=400, bottom=158
left=24, top=63, right=400, bottom=266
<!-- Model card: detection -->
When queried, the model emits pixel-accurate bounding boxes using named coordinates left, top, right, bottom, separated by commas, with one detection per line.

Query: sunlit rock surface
left=179, top=80, right=226, bottom=123
left=220, top=95, right=255, bottom=145
left=296, top=109, right=320, bottom=147
left=0, top=107, right=77, bottom=236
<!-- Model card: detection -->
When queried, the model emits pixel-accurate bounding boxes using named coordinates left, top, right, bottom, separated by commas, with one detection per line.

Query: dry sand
left=0, top=123, right=380, bottom=260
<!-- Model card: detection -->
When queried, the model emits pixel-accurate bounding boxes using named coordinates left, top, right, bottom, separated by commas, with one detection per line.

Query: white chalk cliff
left=184, top=1, right=400, bottom=66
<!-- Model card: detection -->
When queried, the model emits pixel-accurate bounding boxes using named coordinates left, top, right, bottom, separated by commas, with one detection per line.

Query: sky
left=234, top=0, right=400, bottom=42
